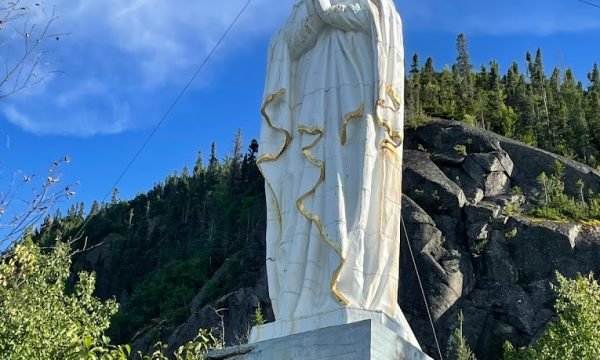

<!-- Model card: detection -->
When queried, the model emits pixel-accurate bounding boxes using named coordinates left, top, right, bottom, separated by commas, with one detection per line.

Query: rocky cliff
left=126, top=119, right=600, bottom=359
left=400, top=119, right=600, bottom=359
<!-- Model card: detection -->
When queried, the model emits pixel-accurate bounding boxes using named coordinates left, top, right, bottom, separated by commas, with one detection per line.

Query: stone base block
left=207, top=319, right=433, bottom=360
left=248, top=308, right=415, bottom=345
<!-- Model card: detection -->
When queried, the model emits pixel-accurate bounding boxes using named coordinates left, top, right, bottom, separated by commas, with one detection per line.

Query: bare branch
left=0, top=3, right=64, bottom=99
left=0, top=156, right=77, bottom=248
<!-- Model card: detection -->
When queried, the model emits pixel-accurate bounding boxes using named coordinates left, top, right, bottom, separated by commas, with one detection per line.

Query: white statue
left=254, top=0, right=419, bottom=347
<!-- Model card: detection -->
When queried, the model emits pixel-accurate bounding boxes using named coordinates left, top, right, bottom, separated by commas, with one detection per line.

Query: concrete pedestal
left=206, top=319, right=433, bottom=360
left=248, top=308, right=416, bottom=345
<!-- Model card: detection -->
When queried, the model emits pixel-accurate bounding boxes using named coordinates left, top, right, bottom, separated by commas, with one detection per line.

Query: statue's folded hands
left=312, top=0, right=370, bottom=31
left=283, top=1, right=324, bottom=59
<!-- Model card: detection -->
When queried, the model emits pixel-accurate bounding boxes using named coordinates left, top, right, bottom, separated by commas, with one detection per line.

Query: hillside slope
left=41, top=120, right=600, bottom=360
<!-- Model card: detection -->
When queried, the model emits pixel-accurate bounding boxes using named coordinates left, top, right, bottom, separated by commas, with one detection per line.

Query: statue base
left=248, top=307, right=416, bottom=345
left=206, top=319, right=433, bottom=360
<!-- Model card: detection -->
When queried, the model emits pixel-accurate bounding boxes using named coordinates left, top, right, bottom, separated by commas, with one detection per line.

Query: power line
left=576, top=0, right=600, bottom=8
left=73, top=0, right=253, bottom=241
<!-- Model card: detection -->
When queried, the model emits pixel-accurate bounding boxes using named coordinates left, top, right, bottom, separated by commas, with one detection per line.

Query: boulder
left=506, top=217, right=581, bottom=282
left=399, top=197, right=465, bottom=343
left=431, top=152, right=466, bottom=166
left=409, top=120, right=500, bottom=156
left=464, top=203, right=501, bottom=224
left=487, top=283, right=536, bottom=335
left=484, top=171, right=511, bottom=197
left=470, top=151, right=514, bottom=176
left=463, top=156, right=487, bottom=188
left=482, top=231, right=518, bottom=284
left=404, top=150, right=467, bottom=216
left=440, top=166, right=484, bottom=204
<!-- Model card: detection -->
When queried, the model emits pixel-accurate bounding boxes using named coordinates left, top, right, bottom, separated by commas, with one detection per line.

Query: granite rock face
left=134, top=120, right=600, bottom=360
left=399, top=120, right=600, bottom=359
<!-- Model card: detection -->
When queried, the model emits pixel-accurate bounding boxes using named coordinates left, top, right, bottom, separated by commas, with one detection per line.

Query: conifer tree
left=438, top=66, right=458, bottom=119
left=406, top=53, right=422, bottom=122
left=420, top=57, right=438, bottom=115
left=586, top=64, right=600, bottom=165
left=455, top=33, right=474, bottom=118
left=193, top=150, right=204, bottom=177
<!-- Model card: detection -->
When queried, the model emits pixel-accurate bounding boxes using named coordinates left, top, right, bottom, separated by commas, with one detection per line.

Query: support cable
left=401, top=215, right=444, bottom=360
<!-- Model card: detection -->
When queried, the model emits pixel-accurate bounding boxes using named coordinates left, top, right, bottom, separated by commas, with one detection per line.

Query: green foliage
left=113, top=257, right=211, bottom=339
left=34, top=135, right=267, bottom=345
left=139, top=329, right=221, bottom=360
left=252, top=304, right=265, bottom=326
left=0, top=240, right=129, bottom=360
left=503, top=203, right=521, bottom=217
left=454, top=144, right=468, bottom=156
left=451, top=312, right=477, bottom=360
left=405, top=35, right=600, bottom=168
left=530, top=161, right=600, bottom=221
left=406, top=113, right=432, bottom=129
left=471, top=239, right=488, bottom=257
left=505, top=227, right=518, bottom=239
left=504, top=272, right=600, bottom=360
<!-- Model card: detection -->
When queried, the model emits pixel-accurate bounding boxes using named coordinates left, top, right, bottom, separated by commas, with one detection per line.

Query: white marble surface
left=257, top=0, right=416, bottom=348
left=249, top=308, right=416, bottom=344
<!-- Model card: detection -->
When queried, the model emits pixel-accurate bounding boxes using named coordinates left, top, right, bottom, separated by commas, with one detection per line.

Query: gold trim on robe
left=257, top=89, right=291, bottom=166
left=341, top=104, right=365, bottom=145
left=296, top=125, right=351, bottom=307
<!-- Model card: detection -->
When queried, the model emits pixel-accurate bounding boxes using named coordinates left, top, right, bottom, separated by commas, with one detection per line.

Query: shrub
left=0, top=240, right=129, bottom=359
left=451, top=312, right=476, bottom=360
left=504, top=272, right=600, bottom=360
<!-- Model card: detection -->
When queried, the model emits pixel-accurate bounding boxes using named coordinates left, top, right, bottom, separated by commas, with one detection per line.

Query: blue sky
left=1, top=0, right=600, bottom=213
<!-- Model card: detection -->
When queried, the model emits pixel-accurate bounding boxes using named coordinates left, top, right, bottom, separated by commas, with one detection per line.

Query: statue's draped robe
left=258, top=0, right=417, bottom=345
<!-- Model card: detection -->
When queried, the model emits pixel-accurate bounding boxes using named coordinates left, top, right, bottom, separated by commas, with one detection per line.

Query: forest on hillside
left=34, top=133, right=267, bottom=344
left=29, top=34, right=600, bottom=348
left=405, top=34, right=600, bottom=168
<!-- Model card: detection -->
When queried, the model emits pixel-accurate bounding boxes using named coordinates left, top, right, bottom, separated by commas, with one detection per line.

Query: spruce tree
left=193, top=150, right=204, bottom=177
left=586, top=64, right=600, bottom=166
left=455, top=33, right=474, bottom=118
left=406, top=53, right=422, bottom=123
left=420, top=57, right=438, bottom=115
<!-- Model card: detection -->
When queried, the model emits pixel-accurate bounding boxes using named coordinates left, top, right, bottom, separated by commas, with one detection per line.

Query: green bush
left=531, top=161, right=600, bottom=221
left=0, top=240, right=129, bottom=359
left=504, top=272, right=600, bottom=360
left=451, top=312, right=476, bottom=360
left=139, top=329, right=221, bottom=360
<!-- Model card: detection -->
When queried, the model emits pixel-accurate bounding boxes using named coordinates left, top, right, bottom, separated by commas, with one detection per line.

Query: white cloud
left=57, top=0, right=294, bottom=86
left=8, top=0, right=597, bottom=137
left=0, top=0, right=295, bottom=136
left=3, top=94, right=131, bottom=137
left=55, top=79, right=108, bottom=108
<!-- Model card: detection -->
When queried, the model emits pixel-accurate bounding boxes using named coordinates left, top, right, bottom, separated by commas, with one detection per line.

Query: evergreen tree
left=455, top=33, right=474, bottom=118
left=438, top=66, right=458, bottom=119
left=406, top=53, right=422, bottom=123
left=193, top=150, right=204, bottom=177
left=586, top=64, right=600, bottom=166
left=111, top=188, right=120, bottom=205
left=230, top=129, right=244, bottom=187
left=561, top=69, right=588, bottom=160
left=420, top=57, right=438, bottom=116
